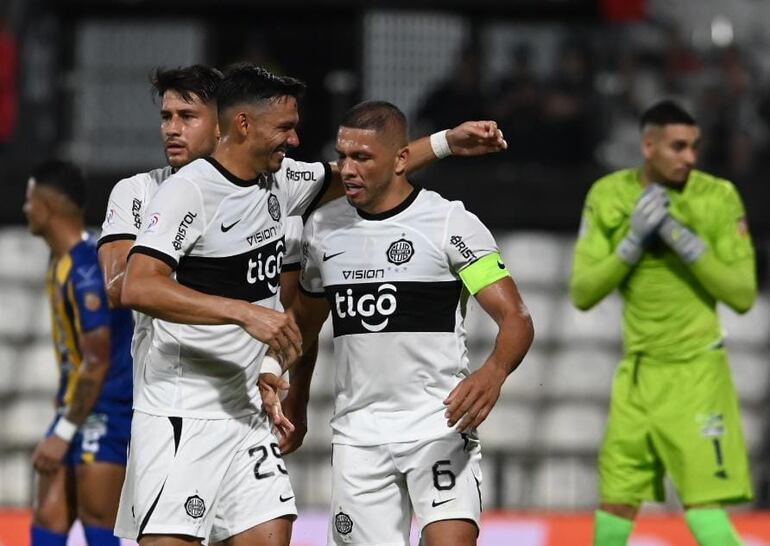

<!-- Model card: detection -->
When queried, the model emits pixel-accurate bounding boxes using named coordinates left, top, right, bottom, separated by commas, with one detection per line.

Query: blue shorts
left=47, top=408, right=132, bottom=466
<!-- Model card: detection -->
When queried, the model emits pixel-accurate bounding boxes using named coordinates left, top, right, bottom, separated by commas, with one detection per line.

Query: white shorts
left=328, top=431, right=482, bottom=546
left=115, top=410, right=296, bottom=543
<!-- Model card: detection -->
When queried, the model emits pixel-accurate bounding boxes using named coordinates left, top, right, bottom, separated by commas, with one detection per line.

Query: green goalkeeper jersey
left=572, top=168, right=755, bottom=361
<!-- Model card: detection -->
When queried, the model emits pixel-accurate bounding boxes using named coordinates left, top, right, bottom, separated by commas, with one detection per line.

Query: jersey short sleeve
left=69, top=247, right=111, bottom=333
left=283, top=217, right=303, bottom=272
left=130, top=176, right=206, bottom=270
left=99, top=176, right=144, bottom=245
left=445, top=203, right=509, bottom=295
left=712, top=183, right=754, bottom=264
left=276, top=158, right=331, bottom=219
left=299, top=218, right=324, bottom=296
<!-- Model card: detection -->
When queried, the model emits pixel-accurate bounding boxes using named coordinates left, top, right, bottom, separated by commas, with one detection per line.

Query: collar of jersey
left=204, top=157, right=262, bottom=187
left=356, top=185, right=421, bottom=221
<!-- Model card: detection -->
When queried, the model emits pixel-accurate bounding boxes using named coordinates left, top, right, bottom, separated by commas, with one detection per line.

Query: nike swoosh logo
left=323, top=251, right=345, bottom=262
left=497, top=261, right=505, bottom=269
left=279, top=494, right=295, bottom=502
left=431, top=498, right=455, bottom=508
left=221, top=220, right=240, bottom=232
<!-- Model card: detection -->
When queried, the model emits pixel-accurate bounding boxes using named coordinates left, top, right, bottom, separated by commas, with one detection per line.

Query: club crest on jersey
left=334, top=510, right=353, bottom=535
left=386, top=238, right=413, bottom=265
left=184, top=495, right=205, bottom=518
left=268, top=194, right=281, bottom=222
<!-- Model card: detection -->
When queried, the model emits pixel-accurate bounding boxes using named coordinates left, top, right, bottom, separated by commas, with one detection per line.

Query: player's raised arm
left=316, top=120, right=508, bottom=206
left=403, top=120, right=508, bottom=168
left=656, top=183, right=757, bottom=313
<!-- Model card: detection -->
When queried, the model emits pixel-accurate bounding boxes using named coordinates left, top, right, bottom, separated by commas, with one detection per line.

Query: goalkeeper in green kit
left=570, top=100, right=756, bottom=546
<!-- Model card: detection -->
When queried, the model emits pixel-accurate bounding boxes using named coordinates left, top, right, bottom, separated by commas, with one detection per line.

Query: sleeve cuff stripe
left=282, top=262, right=301, bottom=272
left=299, top=284, right=325, bottom=298
left=128, top=246, right=178, bottom=270
left=97, top=233, right=136, bottom=249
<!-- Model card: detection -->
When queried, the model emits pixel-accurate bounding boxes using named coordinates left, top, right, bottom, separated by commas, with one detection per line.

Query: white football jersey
left=283, top=216, right=303, bottom=272
left=99, top=166, right=173, bottom=397
left=131, top=156, right=329, bottom=419
left=300, top=187, right=502, bottom=445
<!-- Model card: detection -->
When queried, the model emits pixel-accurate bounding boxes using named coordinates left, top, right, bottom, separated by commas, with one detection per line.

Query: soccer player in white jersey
left=98, top=65, right=223, bottom=371
left=287, top=101, right=534, bottom=546
left=96, top=63, right=507, bottom=428
left=115, top=64, right=508, bottom=546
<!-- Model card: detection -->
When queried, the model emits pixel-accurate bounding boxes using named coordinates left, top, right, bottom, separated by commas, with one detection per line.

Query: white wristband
left=430, top=130, right=452, bottom=159
left=261, top=355, right=283, bottom=376
left=53, top=417, right=77, bottom=442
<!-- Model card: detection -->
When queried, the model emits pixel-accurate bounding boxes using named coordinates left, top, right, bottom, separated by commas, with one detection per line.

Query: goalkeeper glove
left=657, top=215, right=706, bottom=263
left=617, top=184, right=669, bottom=264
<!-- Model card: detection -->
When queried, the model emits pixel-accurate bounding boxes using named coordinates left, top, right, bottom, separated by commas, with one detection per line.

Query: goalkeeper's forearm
left=570, top=253, right=632, bottom=310
left=690, top=253, right=756, bottom=313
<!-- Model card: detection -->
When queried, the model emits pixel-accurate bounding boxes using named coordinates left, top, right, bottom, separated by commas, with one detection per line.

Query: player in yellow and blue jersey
left=23, top=160, right=133, bottom=546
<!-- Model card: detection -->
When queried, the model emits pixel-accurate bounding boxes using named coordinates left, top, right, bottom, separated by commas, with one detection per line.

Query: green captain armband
left=459, top=252, right=510, bottom=295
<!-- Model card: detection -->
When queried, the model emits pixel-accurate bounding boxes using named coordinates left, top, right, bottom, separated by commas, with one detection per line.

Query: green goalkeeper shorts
left=599, top=347, right=753, bottom=506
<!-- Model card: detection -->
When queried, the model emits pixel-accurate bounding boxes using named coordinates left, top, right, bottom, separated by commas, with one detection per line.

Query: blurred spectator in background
left=489, top=44, right=542, bottom=162
left=698, top=45, right=765, bottom=178
left=417, top=47, right=485, bottom=132
left=236, top=37, right=283, bottom=75
left=0, top=16, right=18, bottom=149
left=540, top=39, right=598, bottom=164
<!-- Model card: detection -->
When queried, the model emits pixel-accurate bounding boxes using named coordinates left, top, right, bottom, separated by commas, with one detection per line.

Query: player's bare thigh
left=76, top=461, right=126, bottom=527
left=422, top=518, right=477, bottom=546
left=33, top=465, right=77, bottom=532
left=221, top=515, right=293, bottom=546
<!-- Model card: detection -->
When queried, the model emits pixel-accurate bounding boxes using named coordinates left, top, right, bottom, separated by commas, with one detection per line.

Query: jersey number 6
left=432, top=460, right=457, bottom=491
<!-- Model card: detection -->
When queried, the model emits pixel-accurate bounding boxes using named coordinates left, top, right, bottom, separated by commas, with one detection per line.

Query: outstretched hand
left=447, top=121, right=508, bottom=157
left=258, top=372, right=295, bottom=439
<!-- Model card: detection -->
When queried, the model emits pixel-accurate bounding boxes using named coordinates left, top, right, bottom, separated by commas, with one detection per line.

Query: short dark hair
left=151, top=65, right=223, bottom=104
left=31, top=160, right=86, bottom=209
left=216, top=63, right=306, bottom=113
left=640, top=100, right=696, bottom=129
left=339, top=100, right=408, bottom=145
